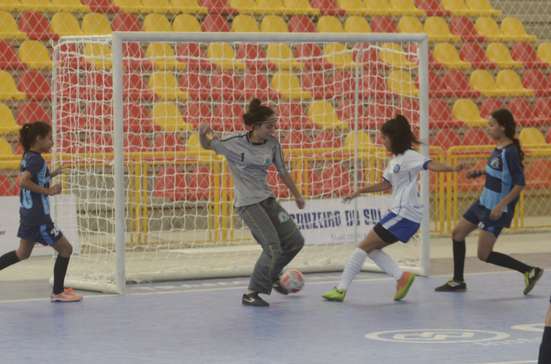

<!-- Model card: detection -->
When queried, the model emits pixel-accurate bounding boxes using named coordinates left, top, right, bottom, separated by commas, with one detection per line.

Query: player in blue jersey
left=436, top=109, right=543, bottom=294
left=0, top=122, right=81, bottom=302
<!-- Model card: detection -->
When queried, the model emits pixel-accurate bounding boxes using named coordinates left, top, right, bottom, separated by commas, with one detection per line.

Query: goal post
left=53, top=32, right=430, bottom=293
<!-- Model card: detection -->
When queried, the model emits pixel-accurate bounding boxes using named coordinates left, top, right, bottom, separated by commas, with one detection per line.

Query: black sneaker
left=242, top=292, right=269, bottom=307
left=435, top=280, right=467, bottom=292
left=523, top=267, right=543, bottom=295
left=272, top=281, right=289, bottom=295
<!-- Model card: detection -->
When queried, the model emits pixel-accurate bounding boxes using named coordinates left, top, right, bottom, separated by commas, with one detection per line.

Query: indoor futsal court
left=1, top=263, right=549, bottom=364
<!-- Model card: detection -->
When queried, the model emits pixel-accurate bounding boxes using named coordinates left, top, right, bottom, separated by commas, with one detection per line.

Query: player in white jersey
left=323, top=115, right=464, bottom=302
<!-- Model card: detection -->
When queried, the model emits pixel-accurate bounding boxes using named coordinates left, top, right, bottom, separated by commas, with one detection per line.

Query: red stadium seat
left=312, top=164, right=351, bottom=197
left=155, top=166, right=211, bottom=201
left=293, top=43, right=329, bottom=70
left=431, top=128, right=461, bottom=149
left=0, top=41, right=24, bottom=70
left=301, top=73, right=335, bottom=99
left=125, top=134, right=152, bottom=152
left=415, top=0, right=447, bottom=16
left=16, top=102, right=50, bottom=125
left=460, top=42, right=495, bottom=68
left=18, top=70, right=50, bottom=101
left=534, top=98, right=551, bottom=125
left=507, top=98, right=536, bottom=126
left=0, top=175, right=18, bottom=196
left=429, top=99, right=453, bottom=128
left=449, top=17, right=484, bottom=41
left=463, top=128, right=492, bottom=145
left=210, top=72, right=244, bottom=100
left=83, top=0, right=120, bottom=12
left=439, top=70, right=479, bottom=97
left=312, top=130, right=343, bottom=148
left=154, top=133, right=186, bottom=151
left=177, top=43, right=210, bottom=69
left=281, top=130, right=313, bottom=148
left=275, top=102, right=311, bottom=129
left=201, top=14, right=230, bottom=32
left=243, top=71, right=276, bottom=99
left=180, top=72, right=211, bottom=99
left=18, top=12, right=57, bottom=41
left=200, top=0, right=235, bottom=14
left=212, top=103, right=244, bottom=131
left=310, top=0, right=344, bottom=16
left=112, top=12, right=142, bottom=32
left=547, top=128, right=551, bottom=143
left=184, top=101, right=211, bottom=127
left=370, top=17, right=397, bottom=33
left=511, top=42, right=546, bottom=69
left=522, top=69, right=551, bottom=96
left=288, top=15, right=316, bottom=32
left=479, top=98, right=503, bottom=119
left=125, top=104, right=155, bottom=132
left=525, top=160, right=551, bottom=190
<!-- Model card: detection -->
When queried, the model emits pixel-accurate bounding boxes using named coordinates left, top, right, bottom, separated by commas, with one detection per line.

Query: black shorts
left=374, top=223, right=399, bottom=244
left=17, top=222, right=63, bottom=246
left=463, top=201, right=511, bottom=238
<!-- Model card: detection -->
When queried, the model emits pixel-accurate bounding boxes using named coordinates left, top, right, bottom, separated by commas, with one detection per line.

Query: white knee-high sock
left=337, top=248, right=367, bottom=290
left=367, top=249, right=403, bottom=280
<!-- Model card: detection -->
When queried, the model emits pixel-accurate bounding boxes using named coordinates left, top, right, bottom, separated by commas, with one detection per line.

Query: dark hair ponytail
left=19, top=121, right=51, bottom=152
left=491, top=108, right=524, bottom=168
left=243, top=98, right=274, bottom=127
left=380, top=114, right=419, bottom=155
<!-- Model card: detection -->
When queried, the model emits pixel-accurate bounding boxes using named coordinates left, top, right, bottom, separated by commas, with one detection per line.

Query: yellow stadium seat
left=51, top=12, right=82, bottom=36
left=364, top=0, right=393, bottom=15
left=152, top=102, right=192, bottom=132
left=475, top=17, right=504, bottom=41
left=496, top=70, right=533, bottom=96
left=260, top=15, right=288, bottom=32
left=441, top=0, right=469, bottom=15
left=256, top=0, right=286, bottom=14
left=485, top=43, right=522, bottom=68
left=148, top=72, right=188, bottom=101
left=0, top=71, right=25, bottom=100
left=433, top=43, right=470, bottom=69
left=0, top=12, right=27, bottom=39
left=231, top=15, right=259, bottom=32
left=424, top=17, right=460, bottom=42
left=266, top=43, right=302, bottom=69
left=144, top=14, right=172, bottom=32
left=50, top=0, right=89, bottom=12
left=308, top=101, right=347, bottom=129
left=229, top=0, right=257, bottom=14
left=113, top=0, right=146, bottom=13
left=271, top=71, right=311, bottom=100
left=387, top=70, right=418, bottom=96
left=17, top=0, right=53, bottom=12
left=344, top=16, right=371, bottom=33
left=173, top=14, right=202, bottom=32
left=344, top=131, right=374, bottom=150
left=18, top=40, right=51, bottom=70
left=0, top=0, right=16, bottom=11
left=0, top=103, right=19, bottom=133
left=379, top=43, right=415, bottom=68
left=0, top=138, right=13, bottom=155
left=170, top=0, right=207, bottom=13
left=465, top=0, right=501, bottom=17
left=146, top=43, right=184, bottom=70
left=397, top=16, right=423, bottom=34
left=317, top=16, right=344, bottom=33
left=390, top=0, right=424, bottom=16
left=281, top=0, right=319, bottom=15
left=207, top=43, right=244, bottom=71
left=82, top=13, right=112, bottom=35
left=519, top=128, right=546, bottom=146
left=84, top=43, right=112, bottom=69
left=452, top=99, right=486, bottom=127
left=323, top=43, right=355, bottom=69
left=469, top=69, right=500, bottom=96
left=142, top=0, right=178, bottom=13
left=337, top=0, right=368, bottom=15
left=501, top=17, right=536, bottom=42
left=537, top=42, right=551, bottom=66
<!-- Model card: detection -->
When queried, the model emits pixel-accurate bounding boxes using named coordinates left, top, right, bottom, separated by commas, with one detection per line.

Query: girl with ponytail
left=436, top=109, right=543, bottom=294
left=323, top=115, right=463, bottom=303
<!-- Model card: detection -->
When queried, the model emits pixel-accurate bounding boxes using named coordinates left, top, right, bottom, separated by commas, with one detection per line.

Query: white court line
left=479, top=361, right=537, bottom=364
left=0, top=269, right=547, bottom=305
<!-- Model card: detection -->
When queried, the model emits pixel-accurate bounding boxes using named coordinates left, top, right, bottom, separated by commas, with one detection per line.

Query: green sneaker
left=322, top=287, right=346, bottom=302
left=523, top=267, right=543, bottom=295
left=394, top=272, right=416, bottom=301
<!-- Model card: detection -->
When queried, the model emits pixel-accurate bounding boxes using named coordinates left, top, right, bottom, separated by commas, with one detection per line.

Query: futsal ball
left=279, top=269, right=304, bottom=293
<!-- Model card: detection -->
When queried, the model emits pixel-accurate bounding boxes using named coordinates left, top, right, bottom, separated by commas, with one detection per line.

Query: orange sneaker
left=394, top=272, right=416, bottom=301
left=51, top=291, right=83, bottom=303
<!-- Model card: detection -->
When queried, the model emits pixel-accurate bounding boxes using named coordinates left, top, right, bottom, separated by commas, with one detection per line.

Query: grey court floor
left=0, top=268, right=549, bottom=364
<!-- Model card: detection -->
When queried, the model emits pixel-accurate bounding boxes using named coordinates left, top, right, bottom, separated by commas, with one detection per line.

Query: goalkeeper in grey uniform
left=199, top=98, right=306, bottom=307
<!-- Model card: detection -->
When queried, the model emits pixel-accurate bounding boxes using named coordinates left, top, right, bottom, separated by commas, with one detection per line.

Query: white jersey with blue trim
left=382, top=149, right=431, bottom=223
